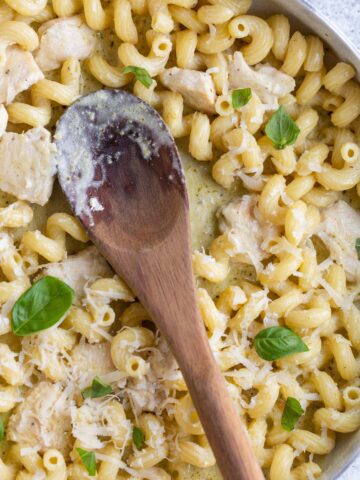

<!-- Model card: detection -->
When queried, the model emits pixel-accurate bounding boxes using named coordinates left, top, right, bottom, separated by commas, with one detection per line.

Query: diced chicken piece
left=126, top=375, right=168, bottom=416
left=0, top=127, right=56, bottom=205
left=35, top=15, right=97, bottom=71
left=159, top=67, right=216, bottom=114
left=0, top=46, right=44, bottom=104
left=319, top=200, right=360, bottom=282
left=71, top=342, right=115, bottom=388
left=7, top=381, right=71, bottom=455
left=228, top=52, right=295, bottom=107
left=43, top=246, right=113, bottom=301
left=219, top=195, right=279, bottom=272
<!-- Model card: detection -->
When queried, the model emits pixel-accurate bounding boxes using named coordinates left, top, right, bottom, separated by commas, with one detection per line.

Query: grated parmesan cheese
left=209, top=24, right=216, bottom=37
left=206, top=67, right=219, bottom=74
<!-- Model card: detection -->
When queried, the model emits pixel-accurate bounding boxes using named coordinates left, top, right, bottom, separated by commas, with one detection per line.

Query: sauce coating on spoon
left=55, top=89, right=185, bottom=228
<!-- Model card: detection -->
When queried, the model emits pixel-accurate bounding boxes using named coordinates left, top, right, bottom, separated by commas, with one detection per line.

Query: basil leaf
left=281, top=397, right=304, bottom=431
left=356, top=238, right=360, bottom=260
left=11, top=276, right=74, bottom=336
left=133, top=426, right=145, bottom=449
left=123, top=66, right=153, bottom=88
left=254, top=326, right=309, bottom=361
left=232, top=88, right=252, bottom=108
left=265, top=106, right=300, bottom=150
left=0, top=419, right=4, bottom=440
left=76, top=448, right=96, bottom=476
left=82, top=376, right=112, bottom=399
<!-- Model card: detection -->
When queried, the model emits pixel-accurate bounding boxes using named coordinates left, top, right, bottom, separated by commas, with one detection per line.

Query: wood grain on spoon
left=55, top=89, right=264, bottom=480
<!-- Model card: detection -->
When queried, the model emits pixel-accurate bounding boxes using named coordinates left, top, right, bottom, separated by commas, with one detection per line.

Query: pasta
left=197, top=22, right=235, bottom=54
left=267, top=14, right=290, bottom=61
left=4, top=0, right=47, bottom=16
left=228, top=15, right=273, bottom=64
left=0, top=1, right=358, bottom=479
left=8, top=58, right=81, bottom=126
left=86, top=54, right=132, bottom=88
left=281, top=31, right=307, bottom=77
left=83, top=0, right=112, bottom=31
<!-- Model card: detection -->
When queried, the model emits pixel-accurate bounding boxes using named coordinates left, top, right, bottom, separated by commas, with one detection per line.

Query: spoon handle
left=185, top=345, right=264, bottom=480
left=132, top=250, right=264, bottom=480
left=156, top=300, right=263, bottom=480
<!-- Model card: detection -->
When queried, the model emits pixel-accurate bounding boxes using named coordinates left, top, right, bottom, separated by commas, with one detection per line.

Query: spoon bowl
left=56, top=89, right=264, bottom=480
left=56, top=89, right=184, bottom=247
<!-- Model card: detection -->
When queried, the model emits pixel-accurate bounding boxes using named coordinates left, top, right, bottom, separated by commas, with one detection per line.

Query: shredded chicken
left=71, top=342, right=115, bottom=388
left=7, top=381, right=72, bottom=455
left=219, top=195, right=279, bottom=271
left=159, top=67, right=216, bottom=114
left=228, top=52, right=295, bottom=107
left=0, top=46, right=43, bottom=104
left=43, top=246, right=113, bottom=301
left=35, top=16, right=97, bottom=71
left=319, top=200, right=360, bottom=282
left=0, top=127, right=56, bottom=205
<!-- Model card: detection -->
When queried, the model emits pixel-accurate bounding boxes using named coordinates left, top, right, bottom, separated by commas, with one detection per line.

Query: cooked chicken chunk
left=219, top=195, right=279, bottom=271
left=319, top=200, right=360, bottom=282
left=71, top=342, right=115, bottom=388
left=0, top=127, right=56, bottom=205
left=35, top=16, right=97, bottom=71
left=0, top=46, right=43, bottom=104
left=228, top=52, right=295, bottom=107
left=43, top=246, right=113, bottom=301
left=7, top=381, right=71, bottom=455
left=159, top=67, right=216, bottom=114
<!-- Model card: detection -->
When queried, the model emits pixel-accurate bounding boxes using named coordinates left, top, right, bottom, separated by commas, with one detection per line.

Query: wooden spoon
left=55, top=89, right=264, bottom=480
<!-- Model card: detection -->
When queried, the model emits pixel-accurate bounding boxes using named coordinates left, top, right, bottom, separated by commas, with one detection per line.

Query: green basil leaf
left=82, top=376, right=113, bottom=399
left=76, top=448, right=96, bottom=476
left=254, top=326, right=309, bottom=361
left=0, top=419, right=5, bottom=440
left=356, top=238, right=360, bottom=260
left=11, top=276, right=74, bottom=336
left=123, top=66, right=153, bottom=88
left=133, top=426, right=145, bottom=449
left=281, top=397, right=304, bottom=431
left=265, top=105, right=300, bottom=150
left=232, top=88, right=252, bottom=108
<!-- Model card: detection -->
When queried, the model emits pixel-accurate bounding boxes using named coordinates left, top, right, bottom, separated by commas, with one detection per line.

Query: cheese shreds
left=94, top=452, right=127, bottom=468
left=318, top=258, right=333, bottom=272
left=238, top=171, right=266, bottom=192
left=254, top=363, right=273, bottom=383
left=20, top=446, right=40, bottom=456
left=268, top=237, right=303, bottom=260
left=303, top=393, right=321, bottom=402
left=91, top=324, right=113, bottom=341
left=235, top=354, right=259, bottom=373
left=206, top=67, right=219, bottom=74
left=318, top=276, right=351, bottom=310
left=209, top=24, right=216, bottom=37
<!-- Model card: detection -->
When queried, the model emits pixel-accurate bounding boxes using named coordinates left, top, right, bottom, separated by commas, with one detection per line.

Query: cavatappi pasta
left=0, top=1, right=359, bottom=479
